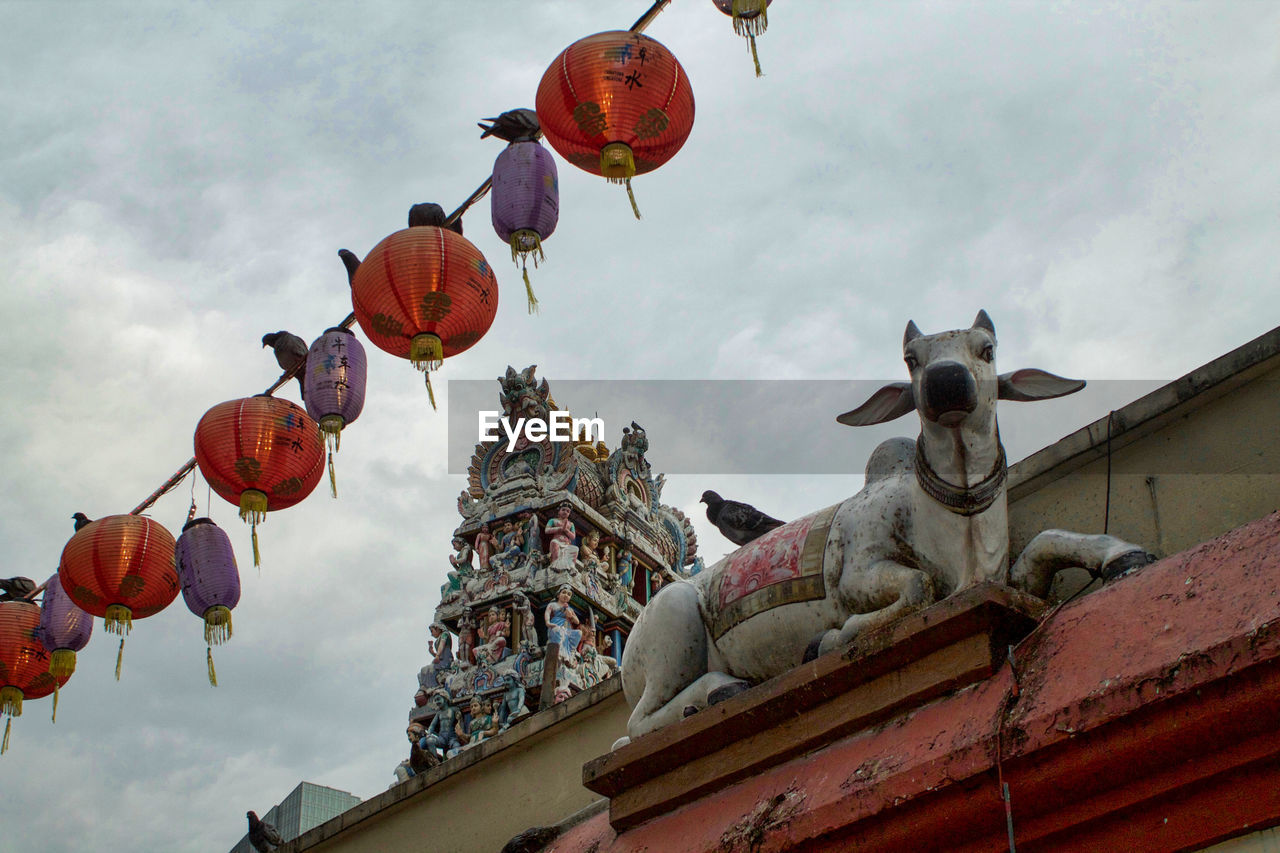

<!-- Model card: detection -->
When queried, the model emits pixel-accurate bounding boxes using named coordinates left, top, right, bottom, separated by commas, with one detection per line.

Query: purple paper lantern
left=305, top=327, right=367, bottom=497
left=490, top=140, right=559, bottom=314
left=175, top=517, right=240, bottom=685
left=37, top=573, right=93, bottom=721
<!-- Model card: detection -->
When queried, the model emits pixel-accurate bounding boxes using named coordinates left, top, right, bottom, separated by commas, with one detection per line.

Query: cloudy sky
left=1, top=1, right=1276, bottom=850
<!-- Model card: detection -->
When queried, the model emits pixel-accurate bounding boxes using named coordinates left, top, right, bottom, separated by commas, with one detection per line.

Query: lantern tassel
left=523, top=266, right=539, bottom=315
left=749, top=34, right=763, bottom=77
left=2, top=717, right=9, bottom=755
left=51, top=682, right=59, bottom=723
left=207, top=647, right=218, bottom=687
left=425, top=372, right=437, bottom=410
left=104, top=605, right=133, bottom=635
left=328, top=449, right=338, bottom=498
left=239, top=490, right=268, bottom=570
left=49, top=649, right=77, bottom=679
left=625, top=178, right=641, bottom=220
left=732, top=0, right=768, bottom=36
left=115, top=637, right=125, bottom=681
left=204, top=606, right=233, bottom=645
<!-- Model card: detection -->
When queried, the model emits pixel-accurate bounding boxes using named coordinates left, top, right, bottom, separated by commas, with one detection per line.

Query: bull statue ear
left=997, top=369, right=1085, bottom=401
left=838, top=382, right=916, bottom=426
left=972, top=309, right=996, bottom=336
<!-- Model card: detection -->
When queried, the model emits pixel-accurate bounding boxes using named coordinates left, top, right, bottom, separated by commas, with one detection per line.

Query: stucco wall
left=288, top=679, right=627, bottom=853
left=1008, top=329, right=1279, bottom=599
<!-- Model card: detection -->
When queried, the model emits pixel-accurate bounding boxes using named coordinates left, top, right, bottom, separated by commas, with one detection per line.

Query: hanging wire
left=110, top=0, right=677, bottom=522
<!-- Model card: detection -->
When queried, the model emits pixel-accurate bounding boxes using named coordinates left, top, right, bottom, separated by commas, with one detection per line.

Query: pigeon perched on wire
left=72, top=512, right=93, bottom=532
left=247, top=810, right=284, bottom=852
left=408, top=201, right=463, bottom=235
left=0, top=577, right=37, bottom=602
left=701, top=490, right=785, bottom=546
left=262, top=331, right=308, bottom=399
left=478, top=108, right=542, bottom=143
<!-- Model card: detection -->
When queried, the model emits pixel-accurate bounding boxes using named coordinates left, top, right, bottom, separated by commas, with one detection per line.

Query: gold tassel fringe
left=732, top=0, right=768, bottom=36
left=425, top=372, right=437, bottom=410
left=749, top=34, right=763, bottom=76
left=410, top=333, right=444, bottom=372
left=50, top=649, right=77, bottom=678
left=204, top=606, right=233, bottom=645
left=600, top=143, right=636, bottom=182
left=207, top=647, right=218, bottom=687
left=252, top=522, right=261, bottom=569
left=238, top=489, right=268, bottom=525
left=328, top=449, right=337, bottom=498
left=52, top=682, right=59, bottom=723
left=115, top=637, right=125, bottom=681
left=104, top=605, right=133, bottom=636
left=0, top=686, right=22, bottom=717
left=2, top=717, right=9, bottom=754
left=319, top=414, right=344, bottom=450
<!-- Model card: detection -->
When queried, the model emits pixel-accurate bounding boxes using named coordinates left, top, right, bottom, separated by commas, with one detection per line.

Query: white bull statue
left=620, top=311, right=1154, bottom=740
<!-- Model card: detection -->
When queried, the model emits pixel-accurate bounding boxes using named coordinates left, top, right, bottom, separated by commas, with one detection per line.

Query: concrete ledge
left=583, top=583, right=1043, bottom=830
left=556, top=513, right=1280, bottom=852
left=286, top=676, right=622, bottom=851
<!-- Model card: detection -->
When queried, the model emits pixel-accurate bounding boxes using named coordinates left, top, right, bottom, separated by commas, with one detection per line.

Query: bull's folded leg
left=1011, top=529, right=1156, bottom=598
left=817, top=560, right=935, bottom=656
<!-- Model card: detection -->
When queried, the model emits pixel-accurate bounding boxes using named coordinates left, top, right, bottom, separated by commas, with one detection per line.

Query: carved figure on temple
left=475, top=523, right=495, bottom=572
left=616, top=549, right=635, bottom=591
left=545, top=504, right=578, bottom=570
left=496, top=673, right=529, bottom=730
left=474, top=606, right=511, bottom=664
left=456, top=607, right=478, bottom=667
left=421, top=622, right=454, bottom=689
left=545, top=585, right=583, bottom=653
left=424, top=693, right=463, bottom=760
left=460, top=696, right=499, bottom=748
left=619, top=312, right=1156, bottom=739
left=576, top=529, right=608, bottom=576
left=581, top=621, right=619, bottom=683
left=406, top=723, right=439, bottom=776
left=490, top=520, right=525, bottom=573
left=649, top=571, right=666, bottom=596
left=511, top=591, right=539, bottom=650
left=441, top=537, right=474, bottom=603
left=521, top=511, right=542, bottom=555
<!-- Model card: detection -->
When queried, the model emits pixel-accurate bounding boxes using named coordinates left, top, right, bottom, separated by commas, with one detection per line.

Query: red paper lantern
left=58, top=514, right=178, bottom=679
left=350, top=224, right=499, bottom=408
left=536, top=30, right=695, bottom=218
left=1, top=601, right=69, bottom=753
left=194, top=396, right=325, bottom=566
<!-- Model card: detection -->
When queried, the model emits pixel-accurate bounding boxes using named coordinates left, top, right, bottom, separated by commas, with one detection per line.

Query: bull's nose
left=921, top=361, right=977, bottom=424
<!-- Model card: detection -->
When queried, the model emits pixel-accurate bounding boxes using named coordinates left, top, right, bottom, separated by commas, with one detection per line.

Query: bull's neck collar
left=914, top=434, right=1007, bottom=516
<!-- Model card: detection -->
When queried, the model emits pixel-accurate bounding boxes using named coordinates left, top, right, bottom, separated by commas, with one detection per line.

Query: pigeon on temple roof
left=247, top=810, right=284, bottom=852
left=262, top=331, right=308, bottom=399
left=700, top=490, right=785, bottom=547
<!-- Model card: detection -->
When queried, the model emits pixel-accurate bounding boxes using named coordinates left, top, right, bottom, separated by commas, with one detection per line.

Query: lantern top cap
left=182, top=517, right=216, bottom=532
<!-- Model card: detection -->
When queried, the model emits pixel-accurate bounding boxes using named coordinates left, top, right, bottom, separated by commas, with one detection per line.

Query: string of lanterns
left=2, top=0, right=777, bottom=753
